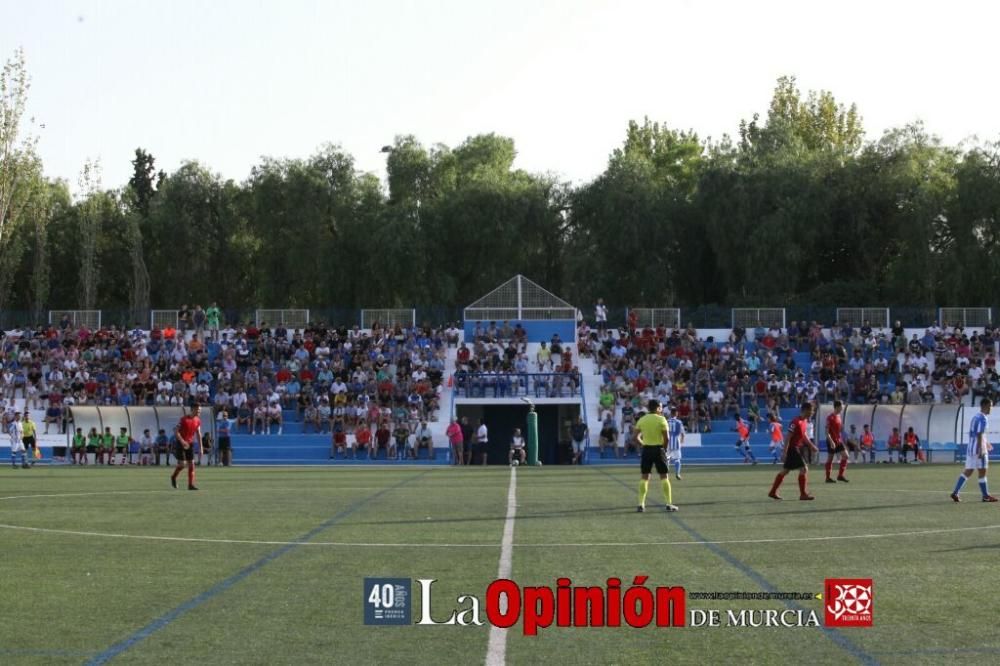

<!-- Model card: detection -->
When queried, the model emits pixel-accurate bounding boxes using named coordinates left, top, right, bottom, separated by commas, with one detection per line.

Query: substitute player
left=824, top=400, right=849, bottom=483
left=667, top=409, right=685, bottom=480
left=950, top=398, right=998, bottom=502
left=734, top=414, right=757, bottom=464
left=860, top=424, right=876, bottom=464
left=636, top=399, right=678, bottom=512
left=768, top=402, right=818, bottom=501
left=768, top=414, right=784, bottom=464
left=170, top=405, right=203, bottom=490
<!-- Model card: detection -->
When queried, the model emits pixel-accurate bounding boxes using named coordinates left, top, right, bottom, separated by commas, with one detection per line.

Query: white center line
left=486, top=467, right=517, bottom=666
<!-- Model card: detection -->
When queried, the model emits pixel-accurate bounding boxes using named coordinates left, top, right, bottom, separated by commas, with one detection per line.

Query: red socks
left=838, top=459, right=848, bottom=478
left=770, top=474, right=784, bottom=494
left=188, top=465, right=195, bottom=487
left=798, top=474, right=808, bottom=496
left=825, top=460, right=833, bottom=479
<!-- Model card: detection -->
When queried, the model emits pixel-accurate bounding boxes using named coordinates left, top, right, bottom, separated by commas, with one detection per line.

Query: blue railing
left=452, top=372, right=583, bottom=399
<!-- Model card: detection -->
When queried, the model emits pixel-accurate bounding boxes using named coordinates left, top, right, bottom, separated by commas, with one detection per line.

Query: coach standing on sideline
left=635, top=399, right=678, bottom=513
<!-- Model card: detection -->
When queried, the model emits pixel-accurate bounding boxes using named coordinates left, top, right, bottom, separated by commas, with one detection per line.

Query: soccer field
left=2, top=464, right=1000, bottom=665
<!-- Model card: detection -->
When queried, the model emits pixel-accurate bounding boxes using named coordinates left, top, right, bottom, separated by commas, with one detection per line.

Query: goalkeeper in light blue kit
left=951, top=397, right=998, bottom=502
left=667, top=409, right=686, bottom=480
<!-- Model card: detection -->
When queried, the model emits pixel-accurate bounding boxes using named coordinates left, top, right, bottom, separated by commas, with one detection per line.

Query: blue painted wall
left=462, top=319, right=576, bottom=344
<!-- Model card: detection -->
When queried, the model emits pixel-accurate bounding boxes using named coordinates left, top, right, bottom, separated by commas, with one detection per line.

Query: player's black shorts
left=826, top=441, right=846, bottom=454
left=783, top=447, right=806, bottom=471
left=218, top=436, right=232, bottom=451
left=172, top=442, right=195, bottom=463
left=22, top=436, right=36, bottom=447
left=640, top=445, right=669, bottom=475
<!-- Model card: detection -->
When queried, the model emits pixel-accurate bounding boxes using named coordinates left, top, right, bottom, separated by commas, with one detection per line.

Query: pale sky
left=4, top=0, right=999, bottom=192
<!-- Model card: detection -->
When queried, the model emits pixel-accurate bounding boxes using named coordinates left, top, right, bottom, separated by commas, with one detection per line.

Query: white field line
left=486, top=467, right=517, bottom=666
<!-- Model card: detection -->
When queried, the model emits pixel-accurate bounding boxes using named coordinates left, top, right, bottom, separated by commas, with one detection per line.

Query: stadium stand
left=0, top=313, right=996, bottom=465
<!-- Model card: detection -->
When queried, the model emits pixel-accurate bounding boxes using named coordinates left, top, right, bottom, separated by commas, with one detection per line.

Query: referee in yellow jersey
left=636, top=399, right=678, bottom=512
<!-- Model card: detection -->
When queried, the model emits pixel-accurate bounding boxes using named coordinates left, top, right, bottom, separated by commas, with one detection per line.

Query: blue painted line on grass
left=596, top=468, right=878, bottom=666
left=0, top=648, right=95, bottom=657
left=86, top=470, right=431, bottom=665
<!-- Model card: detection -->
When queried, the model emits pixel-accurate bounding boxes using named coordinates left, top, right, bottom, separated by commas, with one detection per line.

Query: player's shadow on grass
left=932, top=543, right=1000, bottom=553
left=762, top=500, right=940, bottom=516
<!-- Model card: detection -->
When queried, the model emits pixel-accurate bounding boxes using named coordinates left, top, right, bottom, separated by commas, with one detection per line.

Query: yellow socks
left=638, top=479, right=649, bottom=507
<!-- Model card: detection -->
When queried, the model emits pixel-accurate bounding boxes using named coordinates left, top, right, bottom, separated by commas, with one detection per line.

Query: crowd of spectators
left=453, top=321, right=582, bottom=398
left=580, top=313, right=1000, bottom=445
left=0, top=319, right=450, bottom=452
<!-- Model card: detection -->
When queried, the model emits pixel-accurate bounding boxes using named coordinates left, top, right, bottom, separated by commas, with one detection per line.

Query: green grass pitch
left=2, top=463, right=1000, bottom=665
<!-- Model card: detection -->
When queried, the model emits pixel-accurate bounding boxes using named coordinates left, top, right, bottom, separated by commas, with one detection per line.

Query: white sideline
left=486, top=467, right=517, bottom=666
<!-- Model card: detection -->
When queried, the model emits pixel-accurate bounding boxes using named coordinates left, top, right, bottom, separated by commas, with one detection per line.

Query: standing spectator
left=178, top=305, right=191, bottom=335
left=595, top=298, right=608, bottom=333
left=192, top=305, right=207, bottom=340
left=570, top=415, right=588, bottom=465
left=205, top=302, right=222, bottom=341
left=460, top=416, right=476, bottom=465
left=474, top=418, right=489, bottom=466
left=446, top=418, right=464, bottom=465
left=217, top=411, right=232, bottom=466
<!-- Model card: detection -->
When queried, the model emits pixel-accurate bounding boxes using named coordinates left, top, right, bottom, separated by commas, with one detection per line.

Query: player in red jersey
left=171, top=404, right=203, bottom=490
left=824, top=400, right=850, bottom=483
left=768, top=402, right=819, bottom=500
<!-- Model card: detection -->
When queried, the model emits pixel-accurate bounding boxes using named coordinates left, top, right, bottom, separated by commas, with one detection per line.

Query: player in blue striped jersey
left=951, top=398, right=998, bottom=502
left=667, top=411, right=686, bottom=480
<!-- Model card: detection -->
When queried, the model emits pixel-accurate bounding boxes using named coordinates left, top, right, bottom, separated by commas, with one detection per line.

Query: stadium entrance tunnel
left=455, top=403, right=581, bottom=465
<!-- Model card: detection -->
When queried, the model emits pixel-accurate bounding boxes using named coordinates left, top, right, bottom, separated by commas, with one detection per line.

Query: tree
left=76, top=159, right=102, bottom=309
left=124, top=148, right=157, bottom=322
left=0, top=48, right=42, bottom=311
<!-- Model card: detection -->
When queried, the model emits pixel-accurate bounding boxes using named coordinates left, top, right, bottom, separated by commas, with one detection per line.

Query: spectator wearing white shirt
left=595, top=298, right=608, bottom=332
left=474, top=419, right=489, bottom=466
